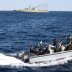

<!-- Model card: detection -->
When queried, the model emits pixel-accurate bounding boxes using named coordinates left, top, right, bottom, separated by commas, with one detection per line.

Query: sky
left=0, top=0, right=72, bottom=11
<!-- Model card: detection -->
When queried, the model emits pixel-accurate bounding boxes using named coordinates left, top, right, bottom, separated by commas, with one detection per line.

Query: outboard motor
left=17, top=51, right=29, bottom=63
left=23, top=55, right=29, bottom=63
left=17, top=51, right=24, bottom=59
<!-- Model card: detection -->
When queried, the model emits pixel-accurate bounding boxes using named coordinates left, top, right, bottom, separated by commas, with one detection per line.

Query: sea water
left=0, top=11, right=72, bottom=72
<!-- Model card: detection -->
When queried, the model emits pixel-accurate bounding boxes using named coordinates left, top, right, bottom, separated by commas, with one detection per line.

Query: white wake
left=0, top=53, right=72, bottom=67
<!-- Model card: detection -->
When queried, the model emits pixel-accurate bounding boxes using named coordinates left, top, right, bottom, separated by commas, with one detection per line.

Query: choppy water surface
left=0, top=11, right=72, bottom=72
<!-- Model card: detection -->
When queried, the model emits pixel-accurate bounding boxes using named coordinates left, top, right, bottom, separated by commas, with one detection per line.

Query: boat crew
left=48, top=44, right=54, bottom=54
left=59, top=42, right=65, bottom=51
left=53, top=38, right=60, bottom=52
left=65, top=34, right=72, bottom=50
left=65, top=41, right=72, bottom=51
left=38, top=40, right=43, bottom=51
left=30, top=41, right=43, bottom=55
left=53, top=38, right=58, bottom=46
left=67, top=34, right=72, bottom=44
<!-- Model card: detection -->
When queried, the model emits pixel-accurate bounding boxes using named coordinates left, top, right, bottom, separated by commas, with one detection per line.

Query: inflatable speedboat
left=13, top=49, right=72, bottom=64
left=10, top=35, right=72, bottom=64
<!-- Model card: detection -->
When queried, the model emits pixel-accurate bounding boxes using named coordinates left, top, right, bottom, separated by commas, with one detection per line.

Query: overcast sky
left=0, top=0, right=72, bottom=11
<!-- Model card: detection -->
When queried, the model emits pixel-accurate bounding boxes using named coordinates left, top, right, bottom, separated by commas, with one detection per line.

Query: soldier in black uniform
left=53, top=37, right=59, bottom=52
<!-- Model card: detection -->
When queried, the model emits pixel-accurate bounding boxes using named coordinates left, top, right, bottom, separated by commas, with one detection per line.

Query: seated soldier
left=53, top=37, right=58, bottom=46
left=38, top=40, right=43, bottom=51
left=67, top=34, right=72, bottom=44
left=65, top=34, right=72, bottom=50
left=53, top=38, right=59, bottom=52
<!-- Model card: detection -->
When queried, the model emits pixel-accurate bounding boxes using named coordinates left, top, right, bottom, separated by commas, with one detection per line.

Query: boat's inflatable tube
left=30, top=50, right=72, bottom=63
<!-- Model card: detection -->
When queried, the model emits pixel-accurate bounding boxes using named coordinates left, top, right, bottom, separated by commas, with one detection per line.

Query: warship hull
left=15, top=10, right=48, bottom=13
left=15, top=8, right=48, bottom=13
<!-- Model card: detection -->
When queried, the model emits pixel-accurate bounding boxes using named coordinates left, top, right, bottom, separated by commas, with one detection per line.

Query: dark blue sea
left=0, top=11, right=72, bottom=72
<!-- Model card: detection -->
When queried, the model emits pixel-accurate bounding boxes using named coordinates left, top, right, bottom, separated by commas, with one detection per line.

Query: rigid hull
left=15, top=8, right=48, bottom=13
